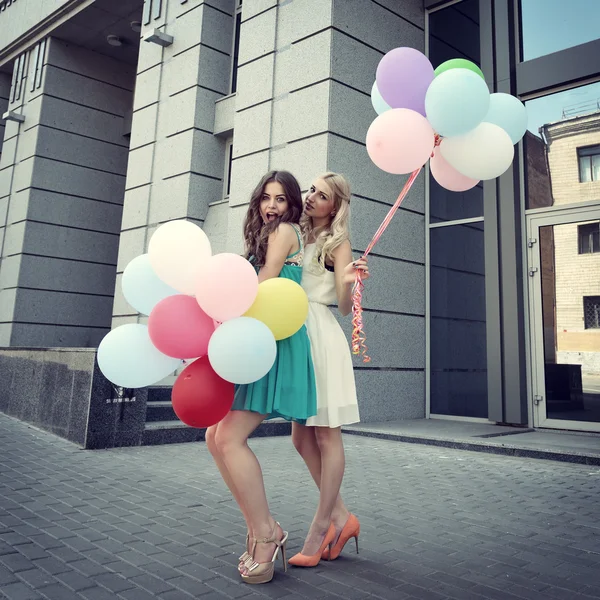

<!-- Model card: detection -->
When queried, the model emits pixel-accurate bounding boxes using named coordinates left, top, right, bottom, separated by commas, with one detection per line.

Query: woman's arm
left=332, top=240, right=369, bottom=316
left=257, top=224, right=296, bottom=283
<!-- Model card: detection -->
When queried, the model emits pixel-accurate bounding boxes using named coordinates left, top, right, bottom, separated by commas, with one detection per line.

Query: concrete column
left=225, top=0, right=426, bottom=421
left=0, top=37, right=135, bottom=347
left=326, top=0, right=426, bottom=421
left=226, top=0, right=334, bottom=253
left=0, top=70, right=11, bottom=277
left=114, top=0, right=235, bottom=327
left=0, top=71, right=10, bottom=157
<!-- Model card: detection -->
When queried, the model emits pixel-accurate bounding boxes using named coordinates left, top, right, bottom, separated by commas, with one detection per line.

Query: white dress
left=301, top=243, right=360, bottom=427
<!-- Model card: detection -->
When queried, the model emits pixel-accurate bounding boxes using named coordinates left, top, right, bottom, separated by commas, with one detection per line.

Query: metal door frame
left=527, top=204, right=600, bottom=432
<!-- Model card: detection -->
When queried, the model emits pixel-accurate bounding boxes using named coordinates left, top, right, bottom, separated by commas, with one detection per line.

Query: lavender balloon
left=376, top=47, right=435, bottom=116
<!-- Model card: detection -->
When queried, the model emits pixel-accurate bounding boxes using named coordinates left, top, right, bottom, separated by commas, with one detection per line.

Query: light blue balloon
left=98, top=324, right=181, bottom=388
left=371, top=82, right=391, bottom=115
left=122, top=254, right=178, bottom=316
left=208, top=317, right=276, bottom=384
left=482, top=93, right=528, bottom=144
left=425, top=68, right=490, bottom=137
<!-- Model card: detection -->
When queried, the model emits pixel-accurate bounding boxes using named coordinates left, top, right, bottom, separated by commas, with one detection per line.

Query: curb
left=341, top=428, right=600, bottom=466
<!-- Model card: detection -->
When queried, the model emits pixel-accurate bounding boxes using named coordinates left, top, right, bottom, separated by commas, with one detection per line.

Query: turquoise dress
left=231, top=225, right=317, bottom=423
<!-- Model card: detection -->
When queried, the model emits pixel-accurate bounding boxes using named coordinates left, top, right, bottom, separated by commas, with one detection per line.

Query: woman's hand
left=342, top=258, right=369, bottom=285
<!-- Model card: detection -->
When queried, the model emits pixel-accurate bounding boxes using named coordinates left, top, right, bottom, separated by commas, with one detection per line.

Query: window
left=230, top=1, right=242, bottom=94
left=223, top=138, right=233, bottom=199
left=429, top=222, right=488, bottom=418
left=524, top=82, right=600, bottom=208
left=578, top=222, right=600, bottom=254
left=428, top=0, right=483, bottom=223
left=520, top=0, right=600, bottom=62
left=578, top=145, right=600, bottom=183
left=584, top=296, right=600, bottom=329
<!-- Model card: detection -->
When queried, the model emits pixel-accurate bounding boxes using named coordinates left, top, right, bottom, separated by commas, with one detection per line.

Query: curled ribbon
left=351, top=167, right=423, bottom=362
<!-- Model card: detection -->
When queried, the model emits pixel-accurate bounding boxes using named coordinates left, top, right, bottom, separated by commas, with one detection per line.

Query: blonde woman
left=288, top=173, right=369, bottom=567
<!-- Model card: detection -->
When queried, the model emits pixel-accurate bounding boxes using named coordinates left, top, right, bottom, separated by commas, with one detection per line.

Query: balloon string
left=431, top=133, right=442, bottom=157
left=351, top=167, right=422, bottom=363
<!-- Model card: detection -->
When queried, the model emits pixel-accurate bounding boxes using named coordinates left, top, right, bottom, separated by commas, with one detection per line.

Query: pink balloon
left=196, top=253, right=259, bottom=322
left=148, top=295, right=215, bottom=359
left=430, top=147, right=479, bottom=192
left=366, top=108, right=435, bottom=175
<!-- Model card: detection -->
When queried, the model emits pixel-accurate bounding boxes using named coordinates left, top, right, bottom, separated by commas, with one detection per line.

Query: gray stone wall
left=0, top=37, right=134, bottom=347
left=1, top=0, right=428, bottom=422
left=0, top=347, right=148, bottom=449
left=0, top=0, right=73, bottom=61
left=113, top=0, right=235, bottom=329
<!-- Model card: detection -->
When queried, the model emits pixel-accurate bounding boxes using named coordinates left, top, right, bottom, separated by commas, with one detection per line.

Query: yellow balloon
left=244, top=278, right=308, bottom=341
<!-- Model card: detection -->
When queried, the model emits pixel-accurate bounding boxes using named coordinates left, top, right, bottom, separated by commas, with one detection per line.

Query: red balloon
left=171, top=356, right=234, bottom=428
left=148, top=295, right=214, bottom=359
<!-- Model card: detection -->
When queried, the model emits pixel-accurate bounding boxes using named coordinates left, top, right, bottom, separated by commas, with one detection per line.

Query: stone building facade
left=2, top=0, right=600, bottom=445
left=543, top=113, right=600, bottom=373
left=0, top=0, right=426, bottom=429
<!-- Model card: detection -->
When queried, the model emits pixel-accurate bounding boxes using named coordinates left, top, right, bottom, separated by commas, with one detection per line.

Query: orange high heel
left=288, top=523, right=335, bottom=568
left=322, top=514, right=360, bottom=561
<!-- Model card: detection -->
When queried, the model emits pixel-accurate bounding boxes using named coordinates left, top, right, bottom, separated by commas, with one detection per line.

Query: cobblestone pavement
left=1, top=414, right=600, bottom=600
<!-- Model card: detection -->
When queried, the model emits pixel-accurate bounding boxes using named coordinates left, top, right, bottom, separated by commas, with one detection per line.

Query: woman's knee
left=211, top=413, right=255, bottom=455
left=314, top=426, right=343, bottom=452
left=205, top=425, right=219, bottom=456
left=206, top=423, right=235, bottom=456
left=291, top=423, right=313, bottom=455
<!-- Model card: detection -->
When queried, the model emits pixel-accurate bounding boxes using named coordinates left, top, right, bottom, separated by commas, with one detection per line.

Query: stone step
left=142, top=418, right=291, bottom=446
left=147, top=386, right=172, bottom=403
left=145, top=400, right=177, bottom=422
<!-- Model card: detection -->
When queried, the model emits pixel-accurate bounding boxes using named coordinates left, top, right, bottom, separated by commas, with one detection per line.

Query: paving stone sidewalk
left=1, top=413, right=600, bottom=600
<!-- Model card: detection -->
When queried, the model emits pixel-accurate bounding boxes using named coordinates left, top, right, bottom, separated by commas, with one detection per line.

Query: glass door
left=528, top=208, right=600, bottom=431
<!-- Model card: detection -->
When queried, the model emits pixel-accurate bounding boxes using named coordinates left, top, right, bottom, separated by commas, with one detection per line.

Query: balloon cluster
left=97, top=220, right=308, bottom=428
left=368, top=48, right=528, bottom=187
left=351, top=49, right=528, bottom=362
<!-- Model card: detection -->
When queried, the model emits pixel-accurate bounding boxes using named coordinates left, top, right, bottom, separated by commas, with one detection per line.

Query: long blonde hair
left=301, top=172, right=351, bottom=272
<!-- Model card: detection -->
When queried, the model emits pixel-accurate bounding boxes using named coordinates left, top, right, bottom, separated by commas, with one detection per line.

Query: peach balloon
left=430, top=146, right=479, bottom=192
left=196, top=253, right=259, bottom=322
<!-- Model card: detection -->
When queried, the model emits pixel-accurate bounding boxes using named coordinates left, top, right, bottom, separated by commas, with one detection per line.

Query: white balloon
left=148, top=220, right=212, bottom=295
left=122, top=254, right=178, bottom=316
left=97, top=324, right=181, bottom=388
left=440, top=122, right=515, bottom=180
left=208, top=317, right=276, bottom=384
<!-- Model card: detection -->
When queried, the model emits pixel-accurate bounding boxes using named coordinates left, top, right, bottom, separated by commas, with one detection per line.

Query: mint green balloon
left=434, top=58, right=485, bottom=80
left=371, top=82, right=391, bottom=115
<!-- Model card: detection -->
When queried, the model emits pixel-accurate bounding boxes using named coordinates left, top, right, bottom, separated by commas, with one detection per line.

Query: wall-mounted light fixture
left=2, top=110, right=25, bottom=123
left=130, top=21, right=142, bottom=33
left=106, top=35, right=123, bottom=47
left=143, top=29, right=173, bottom=47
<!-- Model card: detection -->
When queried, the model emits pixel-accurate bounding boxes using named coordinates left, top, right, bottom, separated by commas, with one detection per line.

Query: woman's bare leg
left=214, top=410, right=283, bottom=568
left=291, top=423, right=350, bottom=553
left=206, top=424, right=252, bottom=537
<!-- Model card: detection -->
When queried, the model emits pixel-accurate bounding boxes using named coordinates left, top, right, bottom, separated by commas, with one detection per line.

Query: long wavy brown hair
left=243, top=170, right=303, bottom=266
